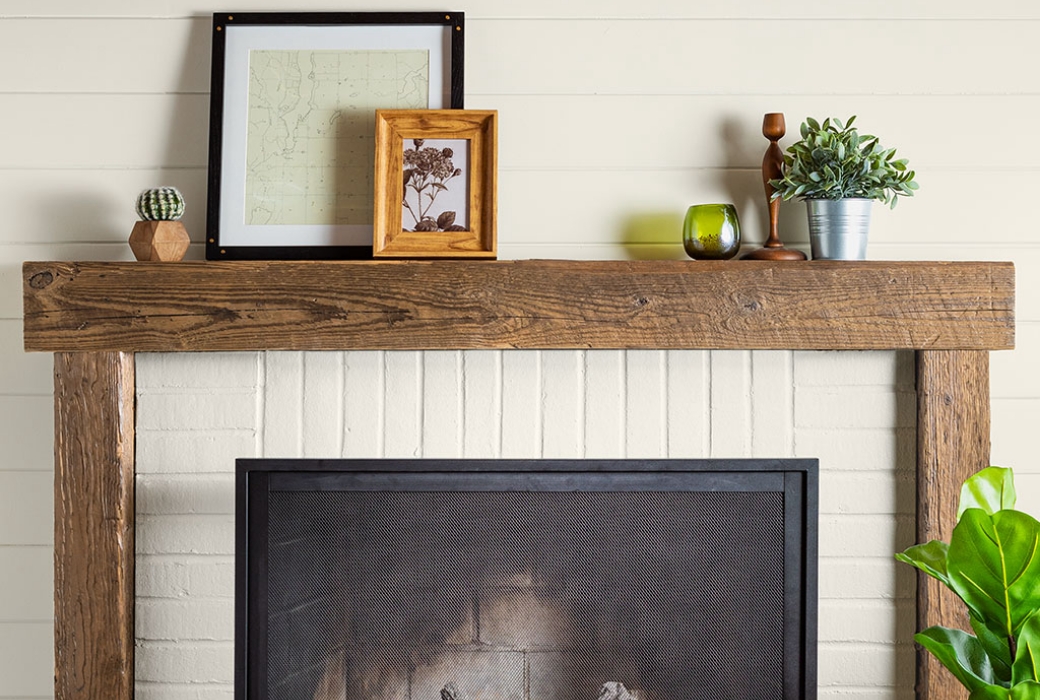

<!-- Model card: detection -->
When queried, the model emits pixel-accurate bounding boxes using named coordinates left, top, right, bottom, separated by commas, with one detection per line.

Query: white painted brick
left=818, top=644, right=915, bottom=688
left=625, top=350, right=666, bottom=458
left=794, top=350, right=911, bottom=388
left=818, top=559, right=915, bottom=600
left=709, top=350, right=751, bottom=457
left=820, top=471, right=915, bottom=515
left=135, top=642, right=234, bottom=683
left=302, top=352, right=344, bottom=457
left=795, top=386, right=916, bottom=429
left=135, top=431, right=257, bottom=474
left=0, top=472, right=51, bottom=546
left=137, top=392, right=256, bottom=431
left=422, top=351, right=462, bottom=458
left=0, top=320, right=52, bottom=395
left=136, top=353, right=259, bottom=390
left=750, top=350, right=794, bottom=456
left=665, top=349, right=708, bottom=457
left=500, top=351, right=540, bottom=458
left=343, top=351, right=383, bottom=458
left=0, top=547, right=51, bottom=621
left=0, top=396, right=52, bottom=469
left=136, top=556, right=234, bottom=599
left=137, top=599, right=233, bottom=641
left=383, top=351, right=421, bottom=458
left=261, top=352, right=303, bottom=456
left=136, top=682, right=235, bottom=700
left=584, top=350, right=624, bottom=459
left=137, top=475, right=235, bottom=515
left=0, top=622, right=52, bottom=696
left=540, top=351, right=583, bottom=458
left=818, top=600, right=915, bottom=644
left=819, top=514, right=915, bottom=558
left=462, top=350, right=501, bottom=458
left=795, top=428, right=915, bottom=472
left=136, top=515, right=234, bottom=555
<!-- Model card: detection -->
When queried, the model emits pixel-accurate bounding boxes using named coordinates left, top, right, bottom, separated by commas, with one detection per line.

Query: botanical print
left=402, top=138, right=469, bottom=232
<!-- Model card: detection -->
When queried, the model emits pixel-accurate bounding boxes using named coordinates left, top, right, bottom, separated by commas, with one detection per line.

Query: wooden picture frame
left=373, top=109, right=497, bottom=258
left=205, top=12, right=465, bottom=260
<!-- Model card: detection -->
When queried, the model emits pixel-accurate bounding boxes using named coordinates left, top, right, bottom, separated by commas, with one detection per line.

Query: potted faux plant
left=770, top=116, right=918, bottom=260
left=896, top=467, right=1040, bottom=699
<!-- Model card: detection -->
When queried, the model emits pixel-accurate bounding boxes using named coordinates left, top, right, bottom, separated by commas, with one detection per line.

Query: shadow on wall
left=618, top=213, right=686, bottom=260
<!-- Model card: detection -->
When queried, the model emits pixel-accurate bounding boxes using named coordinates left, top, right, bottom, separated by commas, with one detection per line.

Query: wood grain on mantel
left=23, top=259, right=1015, bottom=352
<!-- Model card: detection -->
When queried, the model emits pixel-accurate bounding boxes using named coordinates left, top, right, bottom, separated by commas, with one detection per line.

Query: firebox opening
left=237, top=459, right=818, bottom=700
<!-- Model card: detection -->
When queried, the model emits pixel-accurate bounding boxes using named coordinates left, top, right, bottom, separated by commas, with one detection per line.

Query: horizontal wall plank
left=5, top=94, right=1040, bottom=170
left=23, top=260, right=1014, bottom=352
left=0, top=18, right=208, bottom=93
left=3, top=18, right=1035, bottom=96
left=468, top=20, right=1040, bottom=96
left=0, top=170, right=207, bottom=246
left=2, top=0, right=1036, bottom=20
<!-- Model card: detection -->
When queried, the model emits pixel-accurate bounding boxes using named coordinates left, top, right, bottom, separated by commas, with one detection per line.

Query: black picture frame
left=206, top=12, right=465, bottom=260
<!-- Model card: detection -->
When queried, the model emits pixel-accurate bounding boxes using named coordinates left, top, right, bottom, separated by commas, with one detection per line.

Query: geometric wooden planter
left=128, top=220, right=190, bottom=262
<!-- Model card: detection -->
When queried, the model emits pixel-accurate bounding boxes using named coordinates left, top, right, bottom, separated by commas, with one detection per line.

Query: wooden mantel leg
left=916, top=349, right=991, bottom=700
left=54, top=352, right=135, bottom=700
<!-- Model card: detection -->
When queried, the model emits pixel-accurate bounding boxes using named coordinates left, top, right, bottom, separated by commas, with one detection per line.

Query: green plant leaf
left=916, top=626, right=1001, bottom=691
left=1011, top=681, right=1040, bottom=700
left=972, top=687, right=1010, bottom=700
left=1013, top=613, right=1040, bottom=685
left=973, top=612, right=1016, bottom=682
left=896, top=539, right=951, bottom=587
left=960, top=467, right=1018, bottom=518
left=948, top=509, right=1040, bottom=640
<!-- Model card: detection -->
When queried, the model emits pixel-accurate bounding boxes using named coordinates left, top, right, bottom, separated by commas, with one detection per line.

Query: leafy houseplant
left=770, top=116, right=918, bottom=260
left=771, top=116, right=918, bottom=208
left=896, top=467, right=1040, bottom=699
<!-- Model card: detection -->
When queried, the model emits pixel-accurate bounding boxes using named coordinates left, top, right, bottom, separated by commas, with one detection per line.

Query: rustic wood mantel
left=23, top=259, right=1016, bottom=700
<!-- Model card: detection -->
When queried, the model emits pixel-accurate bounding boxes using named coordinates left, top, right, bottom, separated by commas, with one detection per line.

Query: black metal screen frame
left=235, top=458, right=818, bottom=700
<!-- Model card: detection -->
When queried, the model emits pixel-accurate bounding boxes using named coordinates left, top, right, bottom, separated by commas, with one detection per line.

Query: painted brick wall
left=136, top=349, right=917, bottom=700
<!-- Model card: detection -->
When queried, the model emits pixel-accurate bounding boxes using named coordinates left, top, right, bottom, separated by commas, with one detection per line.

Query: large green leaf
left=896, top=539, right=951, bottom=587
left=948, top=509, right=1040, bottom=639
left=1011, top=682, right=1040, bottom=700
left=960, top=467, right=1018, bottom=519
left=971, top=687, right=1010, bottom=700
left=974, top=612, right=1015, bottom=683
left=916, top=626, right=1001, bottom=691
left=1014, top=614, right=1040, bottom=685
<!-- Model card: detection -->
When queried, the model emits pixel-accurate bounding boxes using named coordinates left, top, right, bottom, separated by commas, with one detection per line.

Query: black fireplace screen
left=237, top=459, right=817, bottom=700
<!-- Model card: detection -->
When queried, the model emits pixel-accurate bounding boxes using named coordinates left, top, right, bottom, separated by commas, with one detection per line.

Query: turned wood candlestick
left=744, top=112, right=807, bottom=261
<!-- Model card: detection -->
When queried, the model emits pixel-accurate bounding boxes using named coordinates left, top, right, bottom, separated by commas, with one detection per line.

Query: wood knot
left=29, top=271, right=54, bottom=289
left=744, top=300, right=762, bottom=312
left=635, top=296, right=650, bottom=307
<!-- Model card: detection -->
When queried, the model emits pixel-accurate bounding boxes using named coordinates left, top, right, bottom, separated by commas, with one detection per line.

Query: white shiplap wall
left=135, top=350, right=917, bottom=700
left=2, top=1, right=1039, bottom=699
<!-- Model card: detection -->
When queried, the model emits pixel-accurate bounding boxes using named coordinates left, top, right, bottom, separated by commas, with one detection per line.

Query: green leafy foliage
left=770, top=115, right=918, bottom=209
left=897, top=467, right=1040, bottom=697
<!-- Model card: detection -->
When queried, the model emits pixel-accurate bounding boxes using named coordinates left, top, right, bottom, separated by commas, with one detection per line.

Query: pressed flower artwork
left=401, top=138, right=470, bottom=232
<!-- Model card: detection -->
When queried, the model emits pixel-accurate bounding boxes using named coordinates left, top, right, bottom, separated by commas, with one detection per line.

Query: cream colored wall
left=1, top=2, right=1038, bottom=698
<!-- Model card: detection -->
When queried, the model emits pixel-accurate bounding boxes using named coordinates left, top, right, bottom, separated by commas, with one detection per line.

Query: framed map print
left=206, top=12, right=464, bottom=260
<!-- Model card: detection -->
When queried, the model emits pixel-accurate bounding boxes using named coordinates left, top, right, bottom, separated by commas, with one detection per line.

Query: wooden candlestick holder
left=743, top=112, right=807, bottom=261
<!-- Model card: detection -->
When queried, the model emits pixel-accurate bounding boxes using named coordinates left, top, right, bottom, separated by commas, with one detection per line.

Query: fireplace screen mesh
left=259, top=482, right=792, bottom=700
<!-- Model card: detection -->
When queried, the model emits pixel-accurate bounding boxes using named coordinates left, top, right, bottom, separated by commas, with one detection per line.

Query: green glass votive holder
left=683, top=203, right=741, bottom=260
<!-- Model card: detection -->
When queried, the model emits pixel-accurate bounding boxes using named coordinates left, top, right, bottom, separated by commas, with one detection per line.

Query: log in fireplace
left=237, top=458, right=818, bottom=700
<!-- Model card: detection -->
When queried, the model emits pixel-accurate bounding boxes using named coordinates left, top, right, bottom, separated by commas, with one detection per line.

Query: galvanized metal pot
left=806, top=198, right=872, bottom=260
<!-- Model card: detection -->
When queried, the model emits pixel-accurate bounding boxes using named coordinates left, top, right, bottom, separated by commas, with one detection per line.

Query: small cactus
left=136, top=187, right=185, bottom=221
